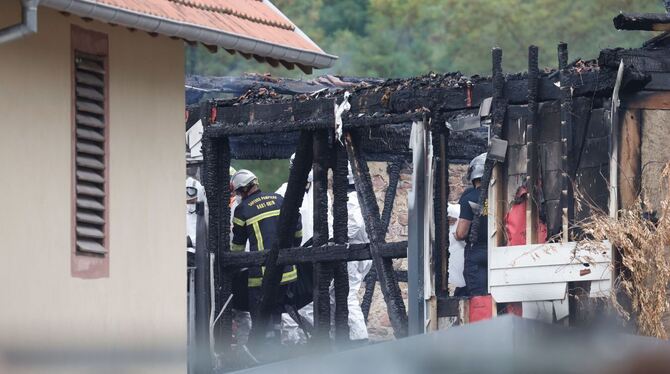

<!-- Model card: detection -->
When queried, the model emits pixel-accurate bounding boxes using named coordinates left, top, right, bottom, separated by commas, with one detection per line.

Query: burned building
left=185, top=8, right=670, bottom=371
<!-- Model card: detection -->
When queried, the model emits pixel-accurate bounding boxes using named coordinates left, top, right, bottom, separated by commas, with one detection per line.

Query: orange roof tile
left=41, top=0, right=336, bottom=70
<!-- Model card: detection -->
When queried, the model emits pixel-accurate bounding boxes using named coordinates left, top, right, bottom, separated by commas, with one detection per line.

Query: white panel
left=491, top=282, right=566, bottom=303
left=522, top=301, right=554, bottom=323
left=490, top=262, right=611, bottom=286
left=490, top=241, right=611, bottom=269
left=589, top=279, right=612, bottom=298
left=553, top=298, right=570, bottom=320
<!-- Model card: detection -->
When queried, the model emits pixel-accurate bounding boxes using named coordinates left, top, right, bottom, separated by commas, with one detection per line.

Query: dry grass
left=578, top=166, right=670, bottom=339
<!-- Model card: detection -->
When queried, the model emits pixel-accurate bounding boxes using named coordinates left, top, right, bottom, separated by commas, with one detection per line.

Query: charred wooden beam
left=208, top=111, right=423, bottom=137
left=345, top=131, right=408, bottom=338
left=222, top=241, right=408, bottom=268
left=613, top=12, right=670, bottom=31
left=202, top=129, right=233, bottom=355
left=249, top=131, right=313, bottom=344
left=381, top=160, right=403, bottom=233
left=206, top=70, right=642, bottom=140
left=432, top=121, right=449, bottom=297
left=312, top=130, right=332, bottom=341
left=332, top=140, right=350, bottom=343
left=469, top=48, right=507, bottom=245
left=559, top=42, right=573, bottom=242
left=527, top=45, right=539, bottom=245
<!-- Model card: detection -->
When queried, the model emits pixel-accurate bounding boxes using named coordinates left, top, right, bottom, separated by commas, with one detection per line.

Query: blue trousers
left=464, top=246, right=488, bottom=296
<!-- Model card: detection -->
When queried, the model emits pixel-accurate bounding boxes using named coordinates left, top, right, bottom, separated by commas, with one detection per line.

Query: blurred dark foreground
left=2, top=316, right=669, bottom=373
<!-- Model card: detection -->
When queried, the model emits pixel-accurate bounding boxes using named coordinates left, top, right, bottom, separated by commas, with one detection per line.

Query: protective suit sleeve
left=231, top=205, right=247, bottom=251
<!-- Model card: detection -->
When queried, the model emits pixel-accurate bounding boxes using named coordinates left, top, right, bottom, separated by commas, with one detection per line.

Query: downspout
left=0, top=0, right=39, bottom=45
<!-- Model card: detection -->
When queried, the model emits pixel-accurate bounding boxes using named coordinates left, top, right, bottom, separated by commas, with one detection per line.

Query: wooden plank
left=619, top=109, right=641, bottom=210
left=491, top=283, right=567, bottom=303
left=489, top=262, right=611, bottom=285
left=489, top=241, right=611, bottom=269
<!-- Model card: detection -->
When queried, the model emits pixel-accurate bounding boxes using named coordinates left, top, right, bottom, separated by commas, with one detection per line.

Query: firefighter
left=230, top=169, right=302, bottom=342
left=454, top=153, right=489, bottom=296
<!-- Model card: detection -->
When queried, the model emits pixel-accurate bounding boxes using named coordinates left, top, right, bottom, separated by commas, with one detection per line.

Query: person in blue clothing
left=454, top=153, right=489, bottom=296
left=230, top=169, right=302, bottom=342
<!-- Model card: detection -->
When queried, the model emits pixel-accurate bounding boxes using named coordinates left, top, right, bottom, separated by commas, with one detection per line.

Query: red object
left=505, top=302, right=523, bottom=317
left=210, top=106, right=218, bottom=123
left=469, top=295, right=494, bottom=322
left=505, top=186, right=547, bottom=245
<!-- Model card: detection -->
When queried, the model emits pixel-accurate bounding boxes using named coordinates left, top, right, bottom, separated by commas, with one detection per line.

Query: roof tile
left=96, top=0, right=323, bottom=53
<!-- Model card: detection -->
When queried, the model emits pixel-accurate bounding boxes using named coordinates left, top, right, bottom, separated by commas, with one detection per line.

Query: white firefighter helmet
left=468, top=153, right=487, bottom=182
left=231, top=169, right=258, bottom=191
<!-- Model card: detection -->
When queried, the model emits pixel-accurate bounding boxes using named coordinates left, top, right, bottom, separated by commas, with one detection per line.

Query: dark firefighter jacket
left=232, top=189, right=302, bottom=287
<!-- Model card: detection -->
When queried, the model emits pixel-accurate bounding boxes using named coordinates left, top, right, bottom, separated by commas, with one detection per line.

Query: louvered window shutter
left=74, top=53, right=107, bottom=255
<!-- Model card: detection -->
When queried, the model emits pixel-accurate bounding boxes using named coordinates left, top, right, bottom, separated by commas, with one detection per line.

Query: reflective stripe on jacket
left=231, top=190, right=302, bottom=287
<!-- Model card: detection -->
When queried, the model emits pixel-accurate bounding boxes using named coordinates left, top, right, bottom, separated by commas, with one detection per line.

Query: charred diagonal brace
left=345, top=130, right=408, bottom=338
left=468, top=48, right=506, bottom=246
left=361, top=158, right=402, bottom=320
left=332, top=140, right=350, bottom=342
left=222, top=241, right=409, bottom=268
left=249, top=131, right=313, bottom=344
left=312, top=130, right=332, bottom=341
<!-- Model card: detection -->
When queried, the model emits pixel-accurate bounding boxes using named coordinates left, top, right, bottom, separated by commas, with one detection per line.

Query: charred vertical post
left=432, top=122, right=449, bottom=297
left=558, top=42, right=572, bottom=243
left=312, top=130, right=333, bottom=341
left=332, top=140, right=350, bottom=343
left=345, top=130, right=408, bottom=338
left=469, top=48, right=506, bottom=246
left=250, top=131, right=313, bottom=343
left=527, top=45, right=539, bottom=245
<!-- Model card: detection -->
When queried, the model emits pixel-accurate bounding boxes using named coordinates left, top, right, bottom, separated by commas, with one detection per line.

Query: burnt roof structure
left=194, top=35, right=653, bottom=369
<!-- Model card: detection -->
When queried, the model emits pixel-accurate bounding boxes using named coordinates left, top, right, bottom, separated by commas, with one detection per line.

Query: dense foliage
left=187, top=0, right=662, bottom=78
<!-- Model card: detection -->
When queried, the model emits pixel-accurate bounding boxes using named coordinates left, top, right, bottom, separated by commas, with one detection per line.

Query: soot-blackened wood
left=223, top=241, right=409, bottom=267
left=250, top=131, right=313, bottom=344
left=527, top=46, right=540, bottom=245
left=432, top=121, right=449, bottom=297
left=332, top=140, right=350, bottom=343
left=312, top=130, right=333, bottom=341
left=469, top=48, right=506, bottom=245
left=362, top=158, right=403, bottom=321
left=345, top=131, right=408, bottom=338
left=613, top=13, right=670, bottom=31
left=381, top=160, right=403, bottom=234
left=559, top=42, right=572, bottom=242
left=202, top=132, right=233, bottom=354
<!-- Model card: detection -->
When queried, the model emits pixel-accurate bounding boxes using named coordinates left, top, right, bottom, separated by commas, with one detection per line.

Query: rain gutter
left=0, top=0, right=40, bottom=45
left=40, top=0, right=337, bottom=69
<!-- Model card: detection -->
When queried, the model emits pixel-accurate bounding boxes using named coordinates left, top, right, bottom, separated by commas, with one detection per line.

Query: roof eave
left=40, top=0, right=338, bottom=69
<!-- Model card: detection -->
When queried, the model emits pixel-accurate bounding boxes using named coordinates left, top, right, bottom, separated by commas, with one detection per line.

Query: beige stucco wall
left=0, top=3, right=186, bottom=369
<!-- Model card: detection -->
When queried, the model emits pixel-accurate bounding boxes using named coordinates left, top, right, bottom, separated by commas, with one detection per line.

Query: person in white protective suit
left=279, top=157, right=371, bottom=343
left=447, top=203, right=467, bottom=295
left=186, top=176, right=207, bottom=254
